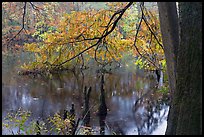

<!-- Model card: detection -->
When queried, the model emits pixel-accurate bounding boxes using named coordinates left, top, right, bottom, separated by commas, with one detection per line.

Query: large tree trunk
left=174, top=2, right=202, bottom=134
left=158, top=2, right=202, bottom=135
left=157, top=2, right=179, bottom=134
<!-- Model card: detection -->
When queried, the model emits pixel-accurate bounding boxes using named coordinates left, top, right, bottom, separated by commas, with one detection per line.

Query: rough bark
left=174, top=2, right=202, bottom=134
left=157, top=2, right=179, bottom=134
left=158, top=2, right=202, bottom=135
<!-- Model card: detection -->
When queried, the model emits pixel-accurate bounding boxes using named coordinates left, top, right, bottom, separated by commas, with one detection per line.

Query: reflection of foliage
left=133, top=92, right=169, bottom=135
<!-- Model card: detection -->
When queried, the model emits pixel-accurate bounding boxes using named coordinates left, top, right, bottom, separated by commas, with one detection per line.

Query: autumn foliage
left=2, top=2, right=164, bottom=74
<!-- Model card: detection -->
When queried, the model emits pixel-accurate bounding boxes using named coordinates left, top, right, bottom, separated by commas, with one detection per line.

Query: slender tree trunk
left=157, top=2, right=179, bottom=134
left=157, top=2, right=179, bottom=95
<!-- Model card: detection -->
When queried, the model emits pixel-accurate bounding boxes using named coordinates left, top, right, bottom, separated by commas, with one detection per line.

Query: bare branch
left=94, top=43, right=104, bottom=65
left=80, top=53, right=85, bottom=69
left=141, top=4, right=164, bottom=50
left=29, top=2, right=43, bottom=12
left=7, top=2, right=27, bottom=47
left=132, top=2, right=160, bottom=69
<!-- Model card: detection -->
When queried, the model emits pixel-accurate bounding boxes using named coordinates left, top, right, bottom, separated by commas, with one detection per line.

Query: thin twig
left=132, top=2, right=160, bottom=69
left=141, top=4, right=164, bottom=50
left=7, top=2, right=27, bottom=48
left=94, top=43, right=103, bottom=65
left=29, top=2, right=44, bottom=12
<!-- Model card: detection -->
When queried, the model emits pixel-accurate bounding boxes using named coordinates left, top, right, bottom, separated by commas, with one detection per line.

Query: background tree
left=157, top=2, right=178, bottom=134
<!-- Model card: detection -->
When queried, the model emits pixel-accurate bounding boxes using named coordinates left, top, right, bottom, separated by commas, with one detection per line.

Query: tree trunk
left=157, top=2, right=179, bottom=95
left=158, top=2, right=202, bottom=135
left=174, top=2, right=202, bottom=134
left=157, top=2, right=179, bottom=134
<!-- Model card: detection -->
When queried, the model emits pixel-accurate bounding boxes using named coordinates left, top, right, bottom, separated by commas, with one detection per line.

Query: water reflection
left=98, top=73, right=107, bottom=135
left=2, top=53, right=169, bottom=135
left=132, top=90, right=169, bottom=135
left=82, top=86, right=91, bottom=131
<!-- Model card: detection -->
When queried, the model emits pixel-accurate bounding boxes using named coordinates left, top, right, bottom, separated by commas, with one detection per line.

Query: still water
left=2, top=52, right=169, bottom=135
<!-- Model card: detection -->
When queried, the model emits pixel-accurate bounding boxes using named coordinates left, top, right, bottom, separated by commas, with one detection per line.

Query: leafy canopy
left=9, top=2, right=164, bottom=73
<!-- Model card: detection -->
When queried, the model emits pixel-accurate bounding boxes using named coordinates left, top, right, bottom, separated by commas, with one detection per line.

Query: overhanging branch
left=51, top=2, right=133, bottom=67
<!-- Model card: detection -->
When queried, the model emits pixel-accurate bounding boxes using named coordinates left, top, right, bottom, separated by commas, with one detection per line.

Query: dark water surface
left=2, top=52, right=169, bottom=135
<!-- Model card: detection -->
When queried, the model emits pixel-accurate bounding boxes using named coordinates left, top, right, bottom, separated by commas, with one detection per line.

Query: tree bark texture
left=158, top=2, right=202, bottom=135
left=174, top=2, right=202, bottom=135
left=157, top=2, right=179, bottom=134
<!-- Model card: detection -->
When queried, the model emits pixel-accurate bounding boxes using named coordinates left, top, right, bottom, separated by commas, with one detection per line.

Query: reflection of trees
left=82, top=86, right=91, bottom=127
left=68, top=70, right=84, bottom=109
left=81, top=72, right=108, bottom=135
left=98, top=73, right=107, bottom=135
left=3, top=62, right=170, bottom=135
left=133, top=90, right=169, bottom=135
